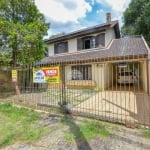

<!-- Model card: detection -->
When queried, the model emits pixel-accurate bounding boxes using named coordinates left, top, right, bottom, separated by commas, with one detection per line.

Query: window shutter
left=77, top=38, right=82, bottom=50
left=64, top=42, right=68, bottom=52
left=95, top=35, right=99, bottom=47
left=54, top=42, right=68, bottom=54
left=54, top=43, right=58, bottom=54
left=99, top=33, right=105, bottom=47
left=95, top=33, right=105, bottom=48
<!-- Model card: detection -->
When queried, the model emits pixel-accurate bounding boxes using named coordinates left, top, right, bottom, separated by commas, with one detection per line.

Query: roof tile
left=39, top=36, right=149, bottom=65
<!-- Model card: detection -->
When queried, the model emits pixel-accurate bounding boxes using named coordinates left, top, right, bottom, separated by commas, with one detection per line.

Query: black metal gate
left=0, top=58, right=150, bottom=128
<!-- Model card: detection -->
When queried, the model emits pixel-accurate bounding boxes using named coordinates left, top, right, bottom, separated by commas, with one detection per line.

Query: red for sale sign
left=33, top=66, right=60, bottom=83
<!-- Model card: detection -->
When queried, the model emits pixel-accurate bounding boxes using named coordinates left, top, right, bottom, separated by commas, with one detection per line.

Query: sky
left=35, top=0, right=131, bottom=38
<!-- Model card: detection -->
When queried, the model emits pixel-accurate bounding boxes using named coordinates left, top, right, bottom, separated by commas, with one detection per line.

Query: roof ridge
left=122, top=35, right=142, bottom=39
left=45, top=20, right=119, bottom=42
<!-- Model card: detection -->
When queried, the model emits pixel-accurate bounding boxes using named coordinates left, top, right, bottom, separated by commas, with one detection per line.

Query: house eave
left=45, top=21, right=119, bottom=44
left=37, top=54, right=148, bottom=66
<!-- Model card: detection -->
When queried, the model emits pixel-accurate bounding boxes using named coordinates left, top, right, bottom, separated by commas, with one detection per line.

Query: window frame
left=82, top=36, right=96, bottom=50
left=77, top=33, right=105, bottom=51
left=54, top=41, right=68, bottom=54
left=71, top=65, right=92, bottom=80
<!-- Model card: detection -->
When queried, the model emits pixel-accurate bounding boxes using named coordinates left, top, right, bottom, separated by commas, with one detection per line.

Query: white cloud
left=35, top=0, right=92, bottom=23
left=35, top=0, right=131, bottom=37
left=95, top=0, right=131, bottom=26
left=106, top=0, right=131, bottom=12
left=95, top=0, right=131, bottom=12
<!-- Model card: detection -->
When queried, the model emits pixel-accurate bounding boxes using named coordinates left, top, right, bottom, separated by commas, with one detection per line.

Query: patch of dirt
left=2, top=114, right=150, bottom=150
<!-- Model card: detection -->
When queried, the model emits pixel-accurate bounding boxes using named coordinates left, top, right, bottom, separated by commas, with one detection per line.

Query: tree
left=121, top=0, right=150, bottom=45
left=0, top=0, right=49, bottom=66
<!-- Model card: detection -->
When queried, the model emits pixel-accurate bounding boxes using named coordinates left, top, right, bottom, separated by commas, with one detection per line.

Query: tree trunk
left=12, top=39, right=20, bottom=95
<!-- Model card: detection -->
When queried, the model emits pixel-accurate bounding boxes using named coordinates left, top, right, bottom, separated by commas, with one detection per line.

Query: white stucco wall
left=105, top=28, right=115, bottom=47
left=48, top=44, right=54, bottom=56
left=47, top=39, right=78, bottom=55
left=68, top=39, right=77, bottom=53
left=47, top=29, right=115, bottom=56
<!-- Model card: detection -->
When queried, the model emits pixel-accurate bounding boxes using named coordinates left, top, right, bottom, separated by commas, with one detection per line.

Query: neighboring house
left=40, top=13, right=150, bottom=94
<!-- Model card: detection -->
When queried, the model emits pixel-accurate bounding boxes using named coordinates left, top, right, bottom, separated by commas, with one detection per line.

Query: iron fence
left=0, top=58, right=150, bottom=128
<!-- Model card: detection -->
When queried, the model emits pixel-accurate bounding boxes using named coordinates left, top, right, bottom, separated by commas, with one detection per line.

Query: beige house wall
left=103, top=63, right=113, bottom=89
left=92, top=63, right=105, bottom=90
left=64, top=61, right=149, bottom=92
left=64, top=63, right=105, bottom=90
left=140, top=61, right=147, bottom=93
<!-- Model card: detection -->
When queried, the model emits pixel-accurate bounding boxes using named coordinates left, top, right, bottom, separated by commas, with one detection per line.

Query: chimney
left=106, top=12, right=111, bottom=23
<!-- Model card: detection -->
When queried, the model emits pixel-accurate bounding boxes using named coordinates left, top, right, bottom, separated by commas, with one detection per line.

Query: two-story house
left=40, top=13, right=150, bottom=94
left=47, top=13, right=119, bottom=55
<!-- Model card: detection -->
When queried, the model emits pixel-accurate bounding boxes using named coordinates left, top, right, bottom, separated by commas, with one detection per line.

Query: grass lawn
left=0, top=103, right=45, bottom=148
left=0, top=102, right=149, bottom=149
left=0, top=102, right=111, bottom=148
left=142, top=129, right=150, bottom=138
left=61, top=115, right=110, bottom=143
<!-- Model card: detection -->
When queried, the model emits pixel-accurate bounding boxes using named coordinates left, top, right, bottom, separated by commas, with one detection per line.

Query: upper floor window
left=77, top=33, right=105, bottom=51
left=83, top=37, right=96, bottom=49
left=54, top=41, right=68, bottom=54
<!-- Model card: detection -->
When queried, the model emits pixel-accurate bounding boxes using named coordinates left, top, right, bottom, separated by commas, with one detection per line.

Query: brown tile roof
left=45, top=20, right=120, bottom=44
left=39, top=36, right=149, bottom=65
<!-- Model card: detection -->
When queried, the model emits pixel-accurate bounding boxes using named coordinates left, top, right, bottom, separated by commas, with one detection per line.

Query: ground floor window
left=71, top=65, right=92, bottom=80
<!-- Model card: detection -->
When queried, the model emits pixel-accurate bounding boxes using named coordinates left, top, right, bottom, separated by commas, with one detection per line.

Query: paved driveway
left=72, top=91, right=150, bottom=126
left=1, top=88, right=149, bottom=126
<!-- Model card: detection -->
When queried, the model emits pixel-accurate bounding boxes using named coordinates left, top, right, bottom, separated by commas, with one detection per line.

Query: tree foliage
left=121, top=0, right=150, bottom=45
left=0, top=0, right=49, bottom=66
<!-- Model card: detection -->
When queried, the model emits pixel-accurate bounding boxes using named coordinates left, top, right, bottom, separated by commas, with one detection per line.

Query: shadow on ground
left=62, top=114, right=92, bottom=150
